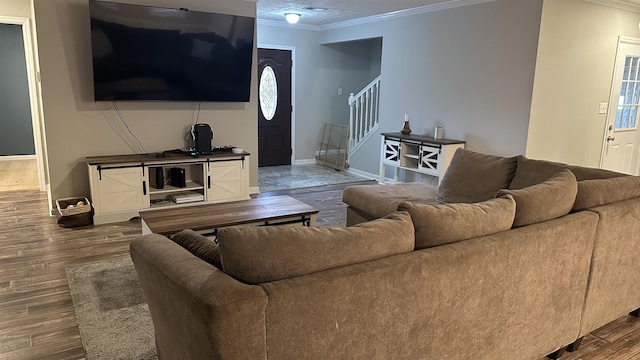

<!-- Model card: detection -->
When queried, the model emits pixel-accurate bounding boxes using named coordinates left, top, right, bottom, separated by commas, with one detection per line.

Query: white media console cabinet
left=87, top=152, right=250, bottom=225
left=380, top=132, right=465, bottom=184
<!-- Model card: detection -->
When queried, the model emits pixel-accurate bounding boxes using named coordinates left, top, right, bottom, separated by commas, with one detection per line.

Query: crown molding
left=257, top=0, right=497, bottom=32
left=319, top=0, right=497, bottom=31
left=257, top=18, right=321, bottom=31
left=584, top=0, right=640, bottom=13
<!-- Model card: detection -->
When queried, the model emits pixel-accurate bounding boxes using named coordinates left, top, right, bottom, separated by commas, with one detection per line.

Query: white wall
left=527, top=0, right=640, bottom=167
left=0, top=0, right=31, bottom=17
left=258, top=24, right=379, bottom=161
left=32, top=0, right=258, bottom=203
left=322, top=0, right=543, bottom=177
left=323, top=41, right=380, bottom=127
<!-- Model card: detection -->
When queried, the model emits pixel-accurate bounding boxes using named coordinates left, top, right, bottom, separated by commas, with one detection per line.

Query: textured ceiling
left=258, top=0, right=640, bottom=27
left=256, top=0, right=456, bottom=26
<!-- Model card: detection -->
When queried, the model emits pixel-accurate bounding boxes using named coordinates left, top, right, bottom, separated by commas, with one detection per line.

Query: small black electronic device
left=169, top=167, right=186, bottom=188
left=192, top=124, right=214, bottom=155
left=150, top=167, right=164, bottom=189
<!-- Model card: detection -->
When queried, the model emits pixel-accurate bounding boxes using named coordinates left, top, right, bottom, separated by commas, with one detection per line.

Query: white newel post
left=349, top=93, right=355, bottom=148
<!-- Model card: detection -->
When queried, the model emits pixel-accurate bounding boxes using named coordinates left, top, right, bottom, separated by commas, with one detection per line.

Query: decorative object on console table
left=380, top=132, right=465, bottom=185
left=401, top=113, right=412, bottom=135
left=434, top=126, right=443, bottom=140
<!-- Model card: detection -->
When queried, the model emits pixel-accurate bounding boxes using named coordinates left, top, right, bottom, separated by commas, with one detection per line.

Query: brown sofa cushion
left=509, top=155, right=623, bottom=190
left=171, top=229, right=222, bottom=270
left=497, top=169, right=577, bottom=227
left=572, top=176, right=640, bottom=212
left=436, top=148, right=518, bottom=203
left=217, top=212, right=415, bottom=285
left=397, top=195, right=516, bottom=249
left=342, top=182, right=439, bottom=219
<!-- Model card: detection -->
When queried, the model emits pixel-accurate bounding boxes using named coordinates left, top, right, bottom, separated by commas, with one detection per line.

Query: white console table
left=380, top=132, right=465, bottom=184
left=87, top=152, right=250, bottom=225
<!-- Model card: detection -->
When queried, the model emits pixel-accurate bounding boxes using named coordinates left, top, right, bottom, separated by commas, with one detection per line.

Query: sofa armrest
left=578, top=197, right=640, bottom=336
left=130, top=234, right=268, bottom=360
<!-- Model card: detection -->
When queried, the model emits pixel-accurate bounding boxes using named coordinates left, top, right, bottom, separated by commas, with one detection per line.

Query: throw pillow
left=217, top=212, right=415, bottom=285
left=397, top=195, right=516, bottom=250
left=497, top=169, right=577, bottom=227
left=509, top=155, right=624, bottom=190
left=572, top=175, right=640, bottom=212
left=436, top=148, right=518, bottom=203
left=171, top=229, right=222, bottom=270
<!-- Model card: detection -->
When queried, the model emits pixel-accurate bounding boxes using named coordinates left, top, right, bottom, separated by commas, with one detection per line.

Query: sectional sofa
left=130, top=149, right=640, bottom=359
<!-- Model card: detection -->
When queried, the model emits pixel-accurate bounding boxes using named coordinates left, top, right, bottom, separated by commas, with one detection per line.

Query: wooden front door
left=258, top=48, right=292, bottom=167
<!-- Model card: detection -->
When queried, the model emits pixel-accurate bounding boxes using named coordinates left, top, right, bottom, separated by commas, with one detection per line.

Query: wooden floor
left=1, top=185, right=639, bottom=360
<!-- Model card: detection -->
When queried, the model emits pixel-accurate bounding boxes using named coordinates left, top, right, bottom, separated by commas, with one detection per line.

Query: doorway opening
left=0, top=16, right=48, bottom=195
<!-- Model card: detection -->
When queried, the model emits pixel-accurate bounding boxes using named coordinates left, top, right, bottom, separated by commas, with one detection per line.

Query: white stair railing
left=348, top=76, right=381, bottom=152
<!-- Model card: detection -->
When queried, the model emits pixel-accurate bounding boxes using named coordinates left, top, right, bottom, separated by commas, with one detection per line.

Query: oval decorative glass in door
left=259, top=65, right=278, bottom=121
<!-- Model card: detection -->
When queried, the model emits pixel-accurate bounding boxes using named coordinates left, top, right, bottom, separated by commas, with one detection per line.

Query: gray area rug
left=66, top=258, right=157, bottom=360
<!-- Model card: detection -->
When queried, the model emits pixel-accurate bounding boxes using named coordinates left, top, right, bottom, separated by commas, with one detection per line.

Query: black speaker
left=170, top=167, right=186, bottom=188
left=193, top=124, right=213, bottom=155
left=150, top=167, right=164, bottom=189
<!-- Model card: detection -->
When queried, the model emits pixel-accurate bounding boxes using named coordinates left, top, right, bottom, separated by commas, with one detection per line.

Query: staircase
left=348, top=75, right=381, bottom=156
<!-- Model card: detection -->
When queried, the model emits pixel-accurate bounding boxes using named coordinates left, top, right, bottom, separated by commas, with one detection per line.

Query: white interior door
left=602, top=38, right=640, bottom=175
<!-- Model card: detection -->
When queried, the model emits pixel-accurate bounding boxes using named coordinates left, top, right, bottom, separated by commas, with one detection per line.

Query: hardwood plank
left=552, top=334, right=612, bottom=360
left=593, top=314, right=640, bottom=342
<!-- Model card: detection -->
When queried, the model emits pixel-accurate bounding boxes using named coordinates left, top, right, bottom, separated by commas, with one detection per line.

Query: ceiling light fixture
left=285, top=13, right=301, bottom=24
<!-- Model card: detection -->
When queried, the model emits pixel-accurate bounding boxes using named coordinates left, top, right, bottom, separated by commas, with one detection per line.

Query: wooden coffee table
left=139, top=195, right=318, bottom=236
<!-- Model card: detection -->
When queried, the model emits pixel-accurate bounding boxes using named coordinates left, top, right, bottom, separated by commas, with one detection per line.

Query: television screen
left=88, top=0, right=255, bottom=102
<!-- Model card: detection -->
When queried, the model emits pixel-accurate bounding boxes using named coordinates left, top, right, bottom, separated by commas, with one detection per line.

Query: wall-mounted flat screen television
left=89, top=0, right=255, bottom=102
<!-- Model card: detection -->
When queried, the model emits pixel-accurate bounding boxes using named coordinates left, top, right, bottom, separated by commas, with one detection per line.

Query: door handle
left=607, top=136, right=616, bottom=141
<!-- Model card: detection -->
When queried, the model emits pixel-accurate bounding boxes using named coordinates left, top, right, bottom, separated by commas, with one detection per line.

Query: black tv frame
left=88, top=0, right=255, bottom=102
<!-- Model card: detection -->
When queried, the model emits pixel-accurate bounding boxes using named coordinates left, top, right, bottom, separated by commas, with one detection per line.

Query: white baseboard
left=345, top=167, right=379, bottom=181
left=294, top=159, right=316, bottom=165
left=0, top=155, right=36, bottom=161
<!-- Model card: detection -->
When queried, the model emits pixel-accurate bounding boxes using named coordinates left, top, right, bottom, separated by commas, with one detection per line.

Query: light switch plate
left=598, top=103, right=608, bottom=114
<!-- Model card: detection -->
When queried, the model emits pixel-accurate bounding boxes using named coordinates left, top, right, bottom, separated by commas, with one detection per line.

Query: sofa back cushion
left=497, top=169, right=577, bottom=227
left=436, top=148, right=517, bottom=203
left=509, top=155, right=623, bottom=190
left=572, top=175, right=640, bottom=211
left=342, top=182, right=439, bottom=220
left=217, top=212, right=415, bottom=285
left=398, top=195, right=516, bottom=249
left=171, top=229, right=222, bottom=270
